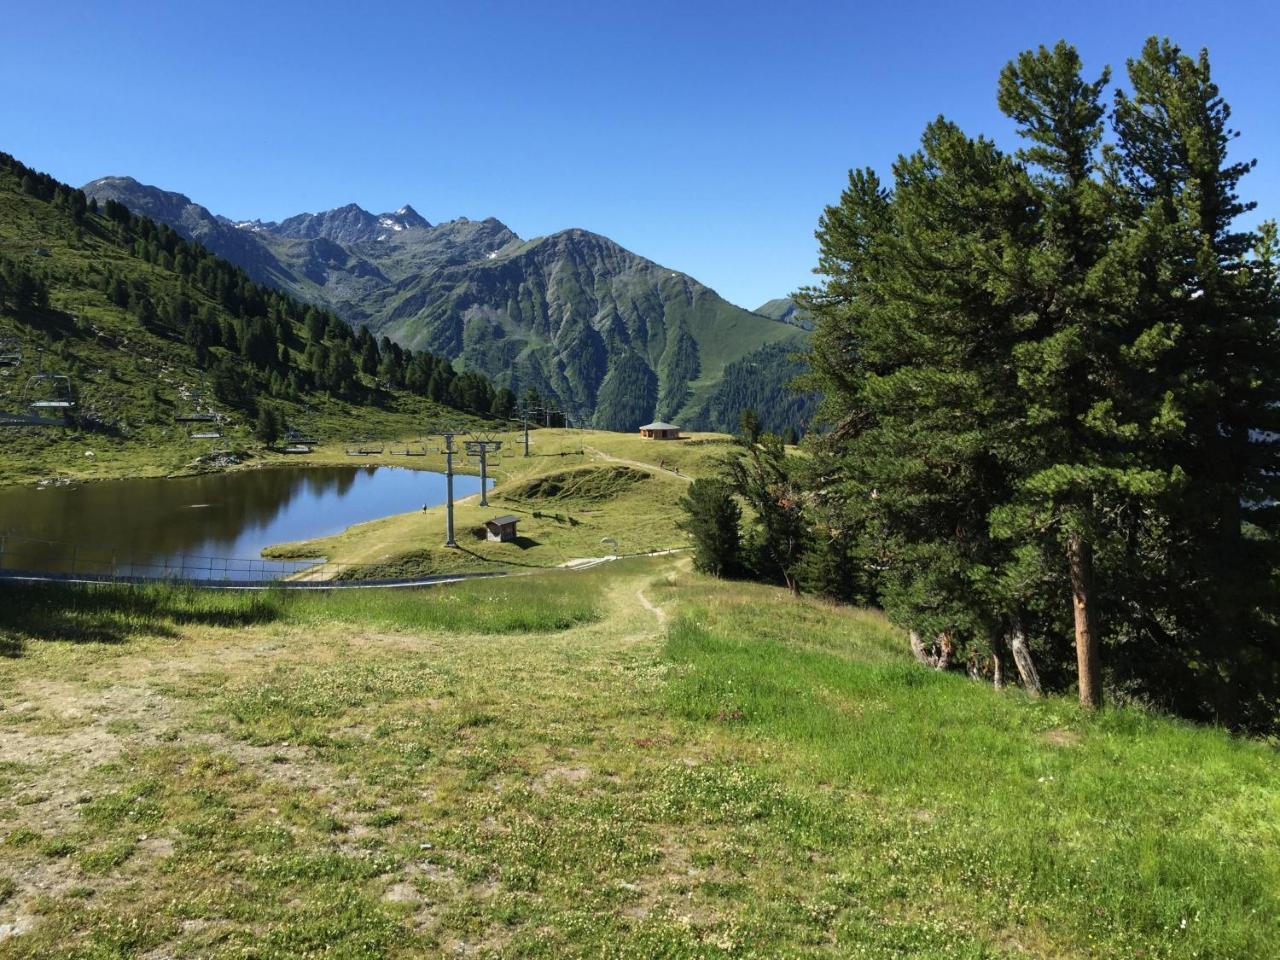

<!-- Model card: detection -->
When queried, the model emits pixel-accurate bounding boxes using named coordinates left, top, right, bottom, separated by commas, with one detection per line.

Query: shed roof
left=639, top=421, right=680, bottom=431
left=486, top=515, right=520, bottom=526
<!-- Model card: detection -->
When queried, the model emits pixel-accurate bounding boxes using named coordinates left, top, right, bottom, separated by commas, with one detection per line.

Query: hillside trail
left=635, top=586, right=667, bottom=627
left=583, top=446, right=693, bottom=483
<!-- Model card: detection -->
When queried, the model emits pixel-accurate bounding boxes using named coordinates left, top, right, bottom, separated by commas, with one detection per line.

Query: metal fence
left=0, top=532, right=456, bottom=588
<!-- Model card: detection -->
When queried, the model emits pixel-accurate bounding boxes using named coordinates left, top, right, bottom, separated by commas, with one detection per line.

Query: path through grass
left=0, top=561, right=1275, bottom=958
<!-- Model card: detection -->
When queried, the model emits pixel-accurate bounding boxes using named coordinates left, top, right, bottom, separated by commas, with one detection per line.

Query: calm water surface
left=0, top=466, right=486, bottom=578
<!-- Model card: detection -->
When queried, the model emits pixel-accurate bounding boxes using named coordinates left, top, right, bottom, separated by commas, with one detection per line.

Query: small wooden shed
left=484, top=515, right=519, bottom=542
left=639, top=421, right=681, bottom=440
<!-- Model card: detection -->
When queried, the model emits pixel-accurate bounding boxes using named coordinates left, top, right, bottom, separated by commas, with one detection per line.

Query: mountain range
left=82, top=176, right=812, bottom=431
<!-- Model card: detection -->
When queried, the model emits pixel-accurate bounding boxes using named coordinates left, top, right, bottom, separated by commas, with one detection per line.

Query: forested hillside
left=0, top=154, right=500, bottom=481
left=686, top=340, right=817, bottom=437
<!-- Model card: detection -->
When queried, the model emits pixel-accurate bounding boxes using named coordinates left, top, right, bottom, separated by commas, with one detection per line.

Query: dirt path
left=636, top=587, right=668, bottom=627
left=584, top=446, right=693, bottom=483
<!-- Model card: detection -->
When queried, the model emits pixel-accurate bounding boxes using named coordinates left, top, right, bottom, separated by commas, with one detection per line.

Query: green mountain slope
left=0, top=155, right=492, bottom=484
left=82, top=177, right=812, bottom=432
left=754, top=296, right=813, bottom=330
left=374, top=228, right=809, bottom=430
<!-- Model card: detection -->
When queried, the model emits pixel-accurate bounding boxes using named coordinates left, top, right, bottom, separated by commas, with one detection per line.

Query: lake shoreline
left=0, top=438, right=488, bottom=491
left=0, top=462, right=490, bottom=580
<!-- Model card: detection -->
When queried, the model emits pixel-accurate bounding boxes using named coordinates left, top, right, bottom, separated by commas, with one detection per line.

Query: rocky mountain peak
left=271, top=204, right=382, bottom=243
left=82, top=176, right=201, bottom=223
left=375, top=204, right=431, bottom=233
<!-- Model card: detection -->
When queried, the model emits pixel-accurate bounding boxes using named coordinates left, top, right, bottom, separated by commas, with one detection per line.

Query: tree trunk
left=908, top=630, right=930, bottom=666
left=1067, top=533, right=1102, bottom=709
left=908, top=630, right=960, bottom=671
left=935, top=631, right=954, bottom=671
left=990, top=631, right=1007, bottom=690
left=1006, top=613, right=1041, bottom=698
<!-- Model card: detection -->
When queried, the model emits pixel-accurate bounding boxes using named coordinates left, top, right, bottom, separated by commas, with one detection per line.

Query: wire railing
left=0, top=532, right=688, bottom=591
left=0, top=532, right=473, bottom=588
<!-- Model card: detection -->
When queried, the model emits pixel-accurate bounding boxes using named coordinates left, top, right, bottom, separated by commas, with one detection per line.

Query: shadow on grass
left=0, top=582, right=284, bottom=656
left=451, top=545, right=549, bottom=570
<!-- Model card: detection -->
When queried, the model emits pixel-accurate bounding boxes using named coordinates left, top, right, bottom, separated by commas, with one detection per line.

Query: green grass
left=0, top=560, right=1275, bottom=958
left=0, top=574, right=600, bottom=652
left=504, top=463, right=651, bottom=502
left=663, top=585, right=1280, bottom=958
left=285, top=573, right=602, bottom=633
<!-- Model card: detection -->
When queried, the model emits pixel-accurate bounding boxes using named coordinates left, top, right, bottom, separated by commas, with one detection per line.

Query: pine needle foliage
left=800, top=38, right=1280, bottom=729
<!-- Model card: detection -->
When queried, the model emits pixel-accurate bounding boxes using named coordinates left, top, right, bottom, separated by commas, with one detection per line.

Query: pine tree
left=1108, top=38, right=1280, bottom=723
left=359, top=338, right=379, bottom=377
left=801, top=120, right=1043, bottom=683
left=802, top=41, right=1200, bottom=705
left=724, top=434, right=806, bottom=592
left=677, top=479, right=742, bottom=577
left=990, top=42, right=1187, bottom=708
left=255, top=405, right=281, bottom=444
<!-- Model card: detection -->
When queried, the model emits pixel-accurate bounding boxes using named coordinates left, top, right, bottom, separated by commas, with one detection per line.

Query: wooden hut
left=484, top=515, right=519, bottom=542
left=638, top=421, right=681, bottom=440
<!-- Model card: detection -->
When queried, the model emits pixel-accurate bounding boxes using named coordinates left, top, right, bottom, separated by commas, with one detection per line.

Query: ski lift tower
left=464, top=435, right=503, bottom=507
left=516, top=401, right=533, bottom=457
left=434, top=427, right=462, bottom=547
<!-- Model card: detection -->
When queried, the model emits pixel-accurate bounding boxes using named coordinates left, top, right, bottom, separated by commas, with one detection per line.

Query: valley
left=3, top=16, right=1280, bottom=958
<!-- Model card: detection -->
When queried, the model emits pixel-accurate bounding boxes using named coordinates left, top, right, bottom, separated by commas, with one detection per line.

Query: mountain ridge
left=83, top=175, right=811, bottom=431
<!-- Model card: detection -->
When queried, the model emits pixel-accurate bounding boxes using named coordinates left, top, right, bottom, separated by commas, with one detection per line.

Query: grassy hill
left=261, top=428, right=736, bottom=577
left=0, top=158, right=492, bottom=486
left=0, top=556, right=1275, bottom=957
left=754, top=296, right=814, bottom=330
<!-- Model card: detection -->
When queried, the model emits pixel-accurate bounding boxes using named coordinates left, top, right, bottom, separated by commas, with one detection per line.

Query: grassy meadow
left=0, top=557, right=1276, bottom=958
left=262, top=429, right=737, bottom=575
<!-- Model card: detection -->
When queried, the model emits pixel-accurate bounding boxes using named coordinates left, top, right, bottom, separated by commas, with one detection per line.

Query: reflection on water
left=0, top=466, right=486, bottom=580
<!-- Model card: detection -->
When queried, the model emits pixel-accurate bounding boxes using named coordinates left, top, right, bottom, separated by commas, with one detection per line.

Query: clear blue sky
left=3, top=0, right=1277, bottom=309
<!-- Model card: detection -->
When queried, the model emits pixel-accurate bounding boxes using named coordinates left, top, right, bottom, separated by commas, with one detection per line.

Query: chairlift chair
left=24, top=372, right=75, bottom=412
left=175, top=391, right=215, bottom=422
left=282, top=429, right=315, bottom=454
left=175, top=374, right=216, bottom=422
left=286, top=429, right=320, bottom=446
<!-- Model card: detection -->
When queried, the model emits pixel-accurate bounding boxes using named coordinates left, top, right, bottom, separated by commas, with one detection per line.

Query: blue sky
left=3, top=0, right=1277, bottom=309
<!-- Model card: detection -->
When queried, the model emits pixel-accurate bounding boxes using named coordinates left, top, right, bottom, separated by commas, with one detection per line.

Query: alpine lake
left=0, top=465, right=488, bottom=580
